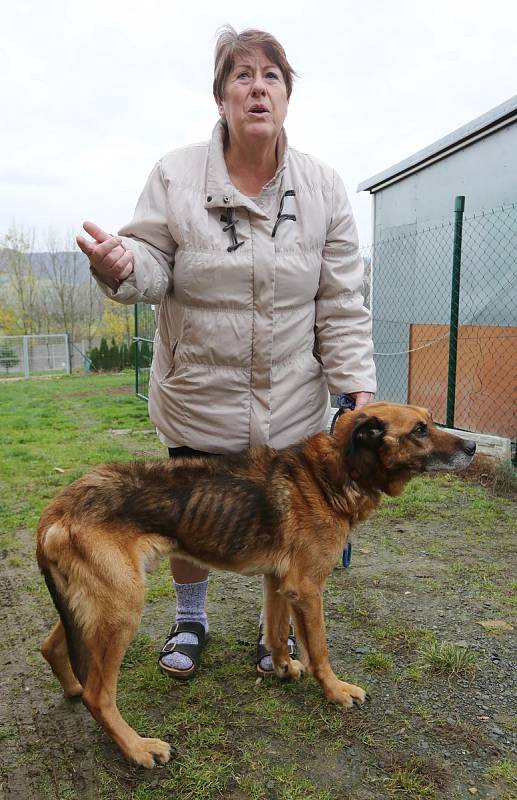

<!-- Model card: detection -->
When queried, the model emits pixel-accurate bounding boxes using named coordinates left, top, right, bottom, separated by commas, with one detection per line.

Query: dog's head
left=332, top=402, right=476, bottom=496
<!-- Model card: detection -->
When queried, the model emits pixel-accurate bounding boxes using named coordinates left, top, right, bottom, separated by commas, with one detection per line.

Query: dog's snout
left=462, top=440, right=476, bottom=457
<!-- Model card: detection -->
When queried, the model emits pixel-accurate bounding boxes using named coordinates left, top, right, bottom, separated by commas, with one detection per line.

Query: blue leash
left=330, top=394, right=356, bottom=569
left=329, top=392, right=357, bottom=434
left=342, top=541, right=352, bottom=568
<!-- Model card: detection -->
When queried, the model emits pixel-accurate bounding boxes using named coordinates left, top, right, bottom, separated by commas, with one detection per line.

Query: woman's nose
left=251, top=75, right=267, bottom=94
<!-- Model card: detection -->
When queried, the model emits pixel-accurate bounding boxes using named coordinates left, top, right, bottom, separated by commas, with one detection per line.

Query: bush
left=88, top=338, right=136, bottom=371
left=139, top=340, right=152, bottom=368
left=0, top=344, right=20, bottom=375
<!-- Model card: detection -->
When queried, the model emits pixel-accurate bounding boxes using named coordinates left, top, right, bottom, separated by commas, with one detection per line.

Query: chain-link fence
left=0, top=334, right=71, bottom=377
left=134, top=305, right=156, bottom=400
left=366, top=200, right=516, bottom=445
left=134, top=199, right=516, bottom=450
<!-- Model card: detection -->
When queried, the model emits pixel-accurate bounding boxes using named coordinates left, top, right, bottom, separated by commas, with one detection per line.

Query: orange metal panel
left=408, top=324, right=517, bottom=439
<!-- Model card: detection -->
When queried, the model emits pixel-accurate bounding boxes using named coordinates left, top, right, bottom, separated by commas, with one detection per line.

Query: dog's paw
left=325, top=680, right=366, bottom=708
left=130, top=737, right=171, bottom=768
left=275, top=657, right=306, bottom=681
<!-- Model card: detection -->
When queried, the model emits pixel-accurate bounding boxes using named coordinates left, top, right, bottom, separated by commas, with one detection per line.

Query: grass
left=362, top=652, right=395, bottom=673
left=0, top=372, right=163, bottom=549
left=419, top=640, right=479, bottom=676
left=0, top=726, right=16, bottom=741
left=463, top=455, right=517, bottom=497
left=371, top=620, right=434, bottom=652
left=373, top=471, right=515, bottom=530
left=486, top=758, right=517, bottom=782
left=375, top=476, right=454, bottom=522
left=385, top=764, right=437, bottom=800
left=381, top=754, right=450, bottom=800
left=1, top=372, right=516, bottom=800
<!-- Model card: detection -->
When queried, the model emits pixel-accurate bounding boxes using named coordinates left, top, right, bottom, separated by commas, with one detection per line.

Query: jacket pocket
left=160, top=340, right=178, bottom=383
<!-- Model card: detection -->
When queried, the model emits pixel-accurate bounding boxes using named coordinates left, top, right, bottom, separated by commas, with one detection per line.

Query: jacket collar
left=204, top=119, right=289, bottom=215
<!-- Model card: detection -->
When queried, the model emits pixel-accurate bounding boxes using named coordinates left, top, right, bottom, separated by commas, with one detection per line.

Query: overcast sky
left=2, top=0, right=516, bottom=250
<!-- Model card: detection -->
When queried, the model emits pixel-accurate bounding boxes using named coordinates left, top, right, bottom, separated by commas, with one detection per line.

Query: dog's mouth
left=425, top=441, right=476, bottom=472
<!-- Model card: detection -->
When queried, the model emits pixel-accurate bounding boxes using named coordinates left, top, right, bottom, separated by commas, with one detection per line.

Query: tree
left=42, top=230, right=91, bottom=370
left=0, top=226, right=40, bottom=334
left=78, top=271, right=105, bottom=353
left=119, top=342, right=129, bottom=368
left=98, top=338, right=110, bottom=369
left=0, top=343, right=20, bottom=375
left=88, top=345, right=101, bottom=371
left=109, top=338, right=120, bottom=370
left=139, top=340, right=152, bottom=368
left=98, top=304, right=133, bottom=346
left=129, top=340, right=136, bottom=368
left=0, top=306, right=18, bottom=335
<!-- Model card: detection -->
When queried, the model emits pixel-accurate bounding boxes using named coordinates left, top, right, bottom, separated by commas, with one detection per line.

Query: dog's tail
left=37, top=521, right=90, bottom=685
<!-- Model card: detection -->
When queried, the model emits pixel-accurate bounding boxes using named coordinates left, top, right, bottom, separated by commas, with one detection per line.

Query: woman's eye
left=236, top=71, right=250, bottom=80
left=266, top=72, right=280, bottom=80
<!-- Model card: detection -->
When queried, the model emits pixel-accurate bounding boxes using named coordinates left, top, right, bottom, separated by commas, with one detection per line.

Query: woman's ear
left=215, top=95, right=225, bottom=117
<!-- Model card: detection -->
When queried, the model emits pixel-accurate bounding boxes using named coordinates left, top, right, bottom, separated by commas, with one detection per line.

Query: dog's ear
left=346, top=415, right=386, bottom=459
left=343, top=416, right=386, bottom=481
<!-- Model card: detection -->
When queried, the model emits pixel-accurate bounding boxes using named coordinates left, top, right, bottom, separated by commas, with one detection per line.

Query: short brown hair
left=213, top=26, right=296, bottom=101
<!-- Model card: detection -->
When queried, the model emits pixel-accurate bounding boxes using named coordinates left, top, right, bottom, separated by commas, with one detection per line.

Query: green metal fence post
left=446, top=195, right=465, bottom=428
left=134, top=304, right=139, bottom=396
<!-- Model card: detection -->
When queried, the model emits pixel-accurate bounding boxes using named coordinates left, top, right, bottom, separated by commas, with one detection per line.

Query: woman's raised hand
left=77, top=221, right=134, bottom=286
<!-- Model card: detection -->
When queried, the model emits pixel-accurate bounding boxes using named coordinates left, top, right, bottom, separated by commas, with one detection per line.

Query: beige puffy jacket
left=96, top=121, right=376, bottom=452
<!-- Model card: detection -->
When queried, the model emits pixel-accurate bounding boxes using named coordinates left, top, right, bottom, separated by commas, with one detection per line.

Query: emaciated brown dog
left=36, top=403, right=475, bottom=767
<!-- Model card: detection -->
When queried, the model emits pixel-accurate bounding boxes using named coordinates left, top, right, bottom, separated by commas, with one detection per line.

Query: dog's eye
left=413, top=423, right=428, bottom=437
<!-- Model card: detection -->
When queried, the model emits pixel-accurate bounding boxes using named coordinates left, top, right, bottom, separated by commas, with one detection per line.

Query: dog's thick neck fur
left=300, top=432, right=381, bottom=523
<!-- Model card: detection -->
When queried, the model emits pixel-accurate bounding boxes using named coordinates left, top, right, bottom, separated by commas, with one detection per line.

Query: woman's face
left=217, top=48, right=288, bottom=148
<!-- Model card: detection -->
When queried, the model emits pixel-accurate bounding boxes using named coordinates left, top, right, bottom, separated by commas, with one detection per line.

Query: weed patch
left=383, top=753, right=449, bottom=798
left=419, top=640, right=479, bottom=676
left=372, top=620, right=434, bottom=652
left=362, top=652, right=395, bottom=673
left=485, top=757, right=517, bottom=792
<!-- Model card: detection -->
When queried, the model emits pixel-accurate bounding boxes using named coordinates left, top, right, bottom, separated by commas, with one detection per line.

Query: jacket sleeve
left=93, top=161, right=177, bottom=306
left=315, top=170, right=376, bottom=395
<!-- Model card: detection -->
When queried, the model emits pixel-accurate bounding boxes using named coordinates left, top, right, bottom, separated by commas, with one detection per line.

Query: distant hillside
left=0, top=249, right=91, bottom=283
left=31, top=251, right=90, bottom=282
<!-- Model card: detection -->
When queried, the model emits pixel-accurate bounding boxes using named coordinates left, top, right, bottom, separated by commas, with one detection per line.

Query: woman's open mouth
left=248, top=105, right=269, bottom=116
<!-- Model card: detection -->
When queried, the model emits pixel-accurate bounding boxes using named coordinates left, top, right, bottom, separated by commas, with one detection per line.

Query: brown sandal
left=256, top=623, right=297, bottom=675
left=158, top=621, right=207, bottom=680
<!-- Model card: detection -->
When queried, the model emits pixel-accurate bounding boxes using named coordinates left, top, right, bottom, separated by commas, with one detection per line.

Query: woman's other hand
left=77, top=221, right=134, bottom=289
left=349, top=391, right=375, bottom=411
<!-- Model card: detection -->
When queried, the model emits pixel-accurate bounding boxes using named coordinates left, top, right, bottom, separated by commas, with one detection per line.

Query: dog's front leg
left=289, top=585, right=366, bottom=708
left=263, top=574, right=305, bottom=680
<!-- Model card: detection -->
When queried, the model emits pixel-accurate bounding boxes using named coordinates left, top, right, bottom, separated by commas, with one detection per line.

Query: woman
left=77, top=26, right=376, bottom=679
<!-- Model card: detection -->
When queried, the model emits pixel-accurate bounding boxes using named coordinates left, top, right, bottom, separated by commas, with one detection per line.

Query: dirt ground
left=0, top=476, right=515, bottom=800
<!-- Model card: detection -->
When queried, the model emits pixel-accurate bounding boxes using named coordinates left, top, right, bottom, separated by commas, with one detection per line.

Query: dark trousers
left=168, top=446, right=218, bottom=460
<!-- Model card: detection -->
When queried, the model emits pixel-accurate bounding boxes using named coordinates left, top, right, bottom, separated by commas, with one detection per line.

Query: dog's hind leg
left=263, top=574, right=305, bottom=680
left=77, top=560, right=170, bottom=768
left=41, top=621, right=83, bottom=698
left=80, top=619, right=171, bottom=768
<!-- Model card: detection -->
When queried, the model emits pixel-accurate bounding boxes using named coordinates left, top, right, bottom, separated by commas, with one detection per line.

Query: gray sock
left=160, top=579, right=209, bottom=672
left=258, top=609, right=296, bottom=672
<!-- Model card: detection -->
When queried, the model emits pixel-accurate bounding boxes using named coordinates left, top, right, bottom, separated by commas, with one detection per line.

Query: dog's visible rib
left=37, top=402, right=476, bottom=767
